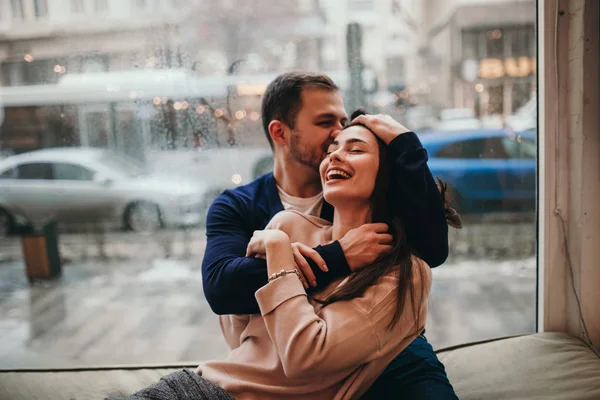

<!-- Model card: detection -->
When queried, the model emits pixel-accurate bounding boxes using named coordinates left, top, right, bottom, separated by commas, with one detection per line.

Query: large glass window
left=0, top=0, right=538, bottom=369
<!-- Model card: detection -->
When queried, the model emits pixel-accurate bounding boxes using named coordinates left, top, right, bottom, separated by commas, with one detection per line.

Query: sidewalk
left=0, top=255, right=536, bottom=369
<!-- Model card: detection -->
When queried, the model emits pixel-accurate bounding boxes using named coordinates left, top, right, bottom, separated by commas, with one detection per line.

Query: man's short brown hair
left=261, top=71, right=339, bottom=149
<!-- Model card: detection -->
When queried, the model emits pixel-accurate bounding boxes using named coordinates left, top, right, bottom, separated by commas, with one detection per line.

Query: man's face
left=288, top=88, right=347, bottom=170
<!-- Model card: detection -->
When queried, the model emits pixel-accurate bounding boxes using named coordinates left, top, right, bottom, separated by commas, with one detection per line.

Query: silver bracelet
left=268, top=269, right=301, bottom=283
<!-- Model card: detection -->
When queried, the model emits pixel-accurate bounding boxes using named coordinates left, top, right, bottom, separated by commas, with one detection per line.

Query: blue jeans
left=361, top=334, right=458, bottom=399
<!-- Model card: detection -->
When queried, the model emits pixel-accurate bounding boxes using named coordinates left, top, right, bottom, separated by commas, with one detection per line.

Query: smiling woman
left=321, top=125, right=380, bottom=208
left=318, top=110, right=462, bottom=322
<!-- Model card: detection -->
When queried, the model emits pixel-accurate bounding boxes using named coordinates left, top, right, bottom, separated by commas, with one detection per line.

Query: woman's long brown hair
left=317, top=109, right=460, bottom=330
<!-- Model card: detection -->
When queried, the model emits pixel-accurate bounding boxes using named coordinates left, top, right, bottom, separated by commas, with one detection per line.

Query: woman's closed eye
left=325, top=147, right=365, bottom=155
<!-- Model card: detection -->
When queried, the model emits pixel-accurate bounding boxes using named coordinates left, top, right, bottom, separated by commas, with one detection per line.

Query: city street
left=0, top=228, right=536, bottom=369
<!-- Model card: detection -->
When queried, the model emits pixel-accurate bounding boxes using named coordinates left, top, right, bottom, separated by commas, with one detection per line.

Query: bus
left=0, top=69, right=351, bottom=162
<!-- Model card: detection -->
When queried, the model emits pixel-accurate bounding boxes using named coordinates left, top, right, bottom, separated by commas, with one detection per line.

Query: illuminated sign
left=236, top=83, right=268, bottom=96
left=479, top=57, right=536, bottom=79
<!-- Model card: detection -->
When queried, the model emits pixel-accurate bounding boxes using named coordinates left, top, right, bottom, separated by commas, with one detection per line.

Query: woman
left=118, top=111, right=460, bottom=400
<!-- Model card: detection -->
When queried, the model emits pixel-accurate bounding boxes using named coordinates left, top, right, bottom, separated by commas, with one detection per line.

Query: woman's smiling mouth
left=326, top=168, right=353, bottom=181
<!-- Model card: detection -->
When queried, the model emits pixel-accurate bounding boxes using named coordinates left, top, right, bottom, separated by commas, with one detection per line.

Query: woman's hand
left=247, top=230, right=312, bottom=289
left=246, top=229, right=290, bottom=258
left=291, top=242, right=328, bottom=289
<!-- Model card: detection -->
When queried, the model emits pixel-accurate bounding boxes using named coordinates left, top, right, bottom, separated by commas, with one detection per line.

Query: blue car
left=420, top=128, right=536, bottom=214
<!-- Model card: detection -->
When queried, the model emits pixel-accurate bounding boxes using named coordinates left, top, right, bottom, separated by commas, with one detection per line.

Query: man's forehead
left=300, top=89, right=347, bottom=117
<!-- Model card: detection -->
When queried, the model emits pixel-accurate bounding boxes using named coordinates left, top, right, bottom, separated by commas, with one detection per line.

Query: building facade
left=0, top=0, right=326, bottom=86
left=319, top=0, right=424, bottom=91
left=418, top=0, right=536, bottom=117
left=0, top=0, right=327, bottom=156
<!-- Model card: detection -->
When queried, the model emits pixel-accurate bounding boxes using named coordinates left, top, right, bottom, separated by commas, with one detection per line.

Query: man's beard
left=290, top=135, right=325, bottom=171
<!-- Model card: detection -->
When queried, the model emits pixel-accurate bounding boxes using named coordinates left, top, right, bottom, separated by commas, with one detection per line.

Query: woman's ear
left=268, top=120, right=287, bottom=147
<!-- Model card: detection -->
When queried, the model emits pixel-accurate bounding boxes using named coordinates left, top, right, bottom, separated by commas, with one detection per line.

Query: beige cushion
left=0, top=364, right=195, bottom=400
left=1, top=332, right=599, bottom=399
left=437, top=332, right=600, bottom=400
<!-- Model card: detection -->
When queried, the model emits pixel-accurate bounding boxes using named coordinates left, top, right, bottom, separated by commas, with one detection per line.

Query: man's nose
left=330, top=124, right=344, bottom=138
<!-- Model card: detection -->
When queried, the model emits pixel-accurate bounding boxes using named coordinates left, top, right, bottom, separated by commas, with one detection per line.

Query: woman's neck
left=331, top=204, right=372, bottom=241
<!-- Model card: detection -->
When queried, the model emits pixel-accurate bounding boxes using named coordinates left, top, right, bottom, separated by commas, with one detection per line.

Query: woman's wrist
left=265, top=231, right=291, bottom=249
left=265, top=233, right=295, bottom=276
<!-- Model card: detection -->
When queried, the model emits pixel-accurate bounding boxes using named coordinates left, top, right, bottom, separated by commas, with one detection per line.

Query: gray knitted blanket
left=106, top=369, right=235, bottom=400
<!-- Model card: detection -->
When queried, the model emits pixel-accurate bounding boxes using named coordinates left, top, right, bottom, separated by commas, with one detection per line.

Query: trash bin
left=21, top=220, right=61, bottom=282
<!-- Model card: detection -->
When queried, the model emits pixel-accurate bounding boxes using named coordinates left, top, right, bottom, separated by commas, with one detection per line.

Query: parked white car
left=146, top=145, right=274, bottom=195
left=0, top=148, right=211, bottom=236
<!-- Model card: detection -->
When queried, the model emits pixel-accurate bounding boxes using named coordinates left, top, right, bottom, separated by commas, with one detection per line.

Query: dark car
left=421, top=128, right=536, bottom=214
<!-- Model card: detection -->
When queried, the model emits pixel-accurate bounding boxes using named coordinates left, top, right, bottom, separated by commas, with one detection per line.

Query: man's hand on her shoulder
left=350, top=114, right=411, bottom=145
left=338, top=223, right=393, bottom=272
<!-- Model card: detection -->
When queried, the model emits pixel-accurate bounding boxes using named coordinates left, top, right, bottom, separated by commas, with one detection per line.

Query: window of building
left=485, top=28, right=505, bottom=58
left=94, top=0, right=109, bottom=13
left=33, top=0, right=48, bottom=18
left=348, top=0, right=373, bottom=10
left=386, top=56, right=405, bottom=88
left=1, top=59, right=66, bottom=86
left=510, top=26, right=535, bottom=57
left=512, top=81, right=535, bottom=111
left=11, top=0, right=24, bottom=19
left=71, top=0, right=85, bottom=13
left=461, top=31, right=478, bottom=59
left=134, top=0, right=148, bottom=9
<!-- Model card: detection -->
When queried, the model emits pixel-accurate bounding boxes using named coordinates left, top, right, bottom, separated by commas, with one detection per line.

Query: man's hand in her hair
left=350, top=114, right=411, bottom=145
left=338, top=223, right=394, bottom=272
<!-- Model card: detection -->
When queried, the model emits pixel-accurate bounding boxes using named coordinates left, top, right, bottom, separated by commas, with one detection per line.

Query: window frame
left=539, top=0, right=600, bottom=352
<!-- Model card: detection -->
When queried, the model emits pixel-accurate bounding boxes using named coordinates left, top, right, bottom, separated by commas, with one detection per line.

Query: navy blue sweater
left=202, top=132, right=448, bottom=315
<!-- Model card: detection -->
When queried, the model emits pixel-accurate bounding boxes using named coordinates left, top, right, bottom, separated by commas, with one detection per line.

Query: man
left=202, top=72, right=457, bottom=398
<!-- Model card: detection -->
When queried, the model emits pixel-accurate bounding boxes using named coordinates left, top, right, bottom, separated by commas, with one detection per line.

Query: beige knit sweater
left=197, top=210, right=432, bottom=400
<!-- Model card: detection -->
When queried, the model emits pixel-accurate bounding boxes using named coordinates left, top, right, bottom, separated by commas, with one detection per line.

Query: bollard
left=21, top=220, right=62, bottom=282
